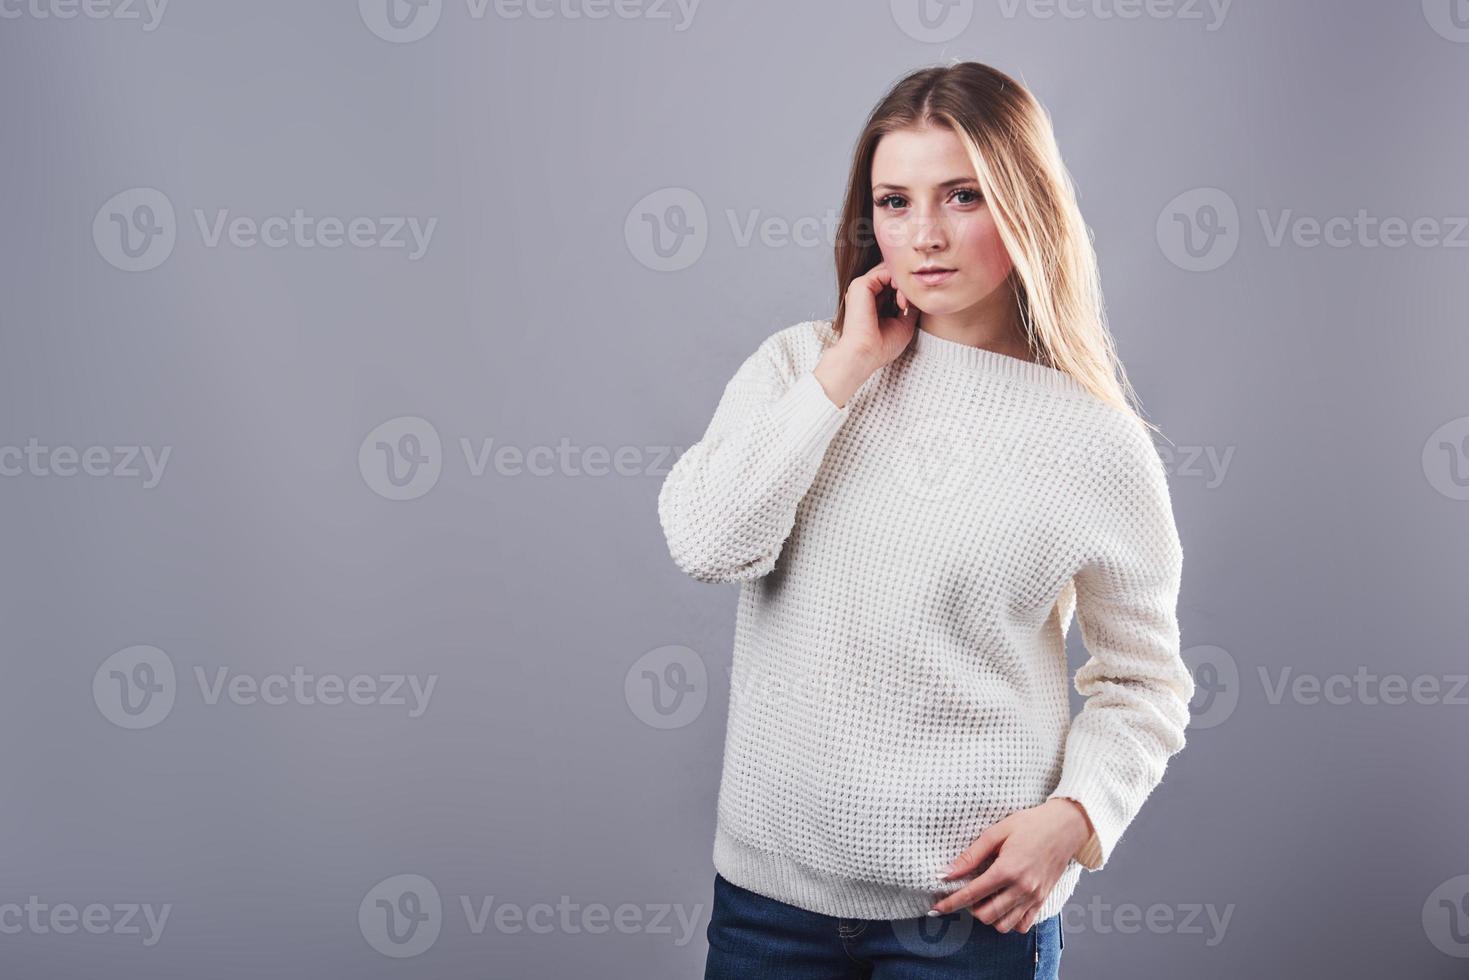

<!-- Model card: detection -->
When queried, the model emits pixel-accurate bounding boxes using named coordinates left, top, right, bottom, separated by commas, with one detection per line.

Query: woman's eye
left=873, top=190, right=981, bottom=210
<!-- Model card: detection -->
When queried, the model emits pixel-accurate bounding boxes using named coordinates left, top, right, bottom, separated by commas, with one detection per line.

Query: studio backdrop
left=1, top=1, right=1465, bottom=977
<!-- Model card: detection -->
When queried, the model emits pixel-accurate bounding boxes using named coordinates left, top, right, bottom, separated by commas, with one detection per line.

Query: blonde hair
left=832, top=61, right=1160, bottom=437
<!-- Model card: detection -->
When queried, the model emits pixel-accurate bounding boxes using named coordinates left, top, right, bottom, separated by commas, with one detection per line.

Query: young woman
left=658, top=61, right=1194, bottom=980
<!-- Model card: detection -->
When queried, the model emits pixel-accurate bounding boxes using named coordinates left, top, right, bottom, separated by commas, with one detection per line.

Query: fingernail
left=926, top=908, right=941, bottom=917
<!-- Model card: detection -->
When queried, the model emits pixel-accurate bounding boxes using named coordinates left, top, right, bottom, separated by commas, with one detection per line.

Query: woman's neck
left=916, top=292, right=1036, bottom=364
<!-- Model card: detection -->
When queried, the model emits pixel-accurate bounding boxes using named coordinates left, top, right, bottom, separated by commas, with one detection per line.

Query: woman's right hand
left=837, top=261, right=921, bottom=372
left=811, top=262, right=921, bottom=410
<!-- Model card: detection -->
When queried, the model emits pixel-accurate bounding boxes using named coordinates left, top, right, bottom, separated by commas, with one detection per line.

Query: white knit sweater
left=657, top=318, right=1192, bottom=922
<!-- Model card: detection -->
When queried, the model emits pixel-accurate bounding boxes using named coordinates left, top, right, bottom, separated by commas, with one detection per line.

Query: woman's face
left=869, top=124, right=1014, bottom=318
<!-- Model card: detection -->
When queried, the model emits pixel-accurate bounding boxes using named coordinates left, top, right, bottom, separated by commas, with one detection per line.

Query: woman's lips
left=912, top=268, right=956, bottom=286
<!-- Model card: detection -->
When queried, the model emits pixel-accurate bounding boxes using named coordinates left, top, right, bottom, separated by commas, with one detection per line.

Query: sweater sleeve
left=1046, top=430, right=1192, bottom=872
left=657, top=333, right=851, bottom=584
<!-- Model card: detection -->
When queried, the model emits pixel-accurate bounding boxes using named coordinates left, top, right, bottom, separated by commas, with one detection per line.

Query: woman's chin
left=910, top=296, right=969, bottom=317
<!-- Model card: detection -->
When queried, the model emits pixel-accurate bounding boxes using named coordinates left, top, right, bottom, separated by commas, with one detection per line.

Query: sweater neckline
left=906, top=326, right=1088, bottom=396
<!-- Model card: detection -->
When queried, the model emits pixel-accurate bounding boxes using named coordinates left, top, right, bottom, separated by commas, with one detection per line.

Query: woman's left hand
left=927, top=798, right=1093, bottom=933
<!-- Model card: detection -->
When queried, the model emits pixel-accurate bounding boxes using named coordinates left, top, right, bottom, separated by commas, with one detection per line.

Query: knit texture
left=658, top=318, right=1192, bottom=922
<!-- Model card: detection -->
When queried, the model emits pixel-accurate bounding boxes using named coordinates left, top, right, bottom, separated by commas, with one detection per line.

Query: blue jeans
left=705, top=873, right=1064, bottom=979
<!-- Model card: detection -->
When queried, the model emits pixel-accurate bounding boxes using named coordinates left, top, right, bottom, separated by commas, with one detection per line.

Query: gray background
left=2, top=0, right=1467, bottom=976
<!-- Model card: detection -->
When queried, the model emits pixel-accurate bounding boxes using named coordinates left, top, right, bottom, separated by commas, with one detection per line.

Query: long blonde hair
left=832, top=61, right=1159, bottom=437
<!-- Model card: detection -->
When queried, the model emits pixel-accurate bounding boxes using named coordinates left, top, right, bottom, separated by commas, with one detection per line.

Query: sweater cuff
left=1046, top=739, right=1126, bottom=872
left=1049, top=793, right=1105, bottom=871
left=768, top=370, right=849, bottom=464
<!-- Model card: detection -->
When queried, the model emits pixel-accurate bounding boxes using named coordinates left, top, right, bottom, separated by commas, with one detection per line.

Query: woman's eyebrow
left=871, top=177, right=976, bottom=193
